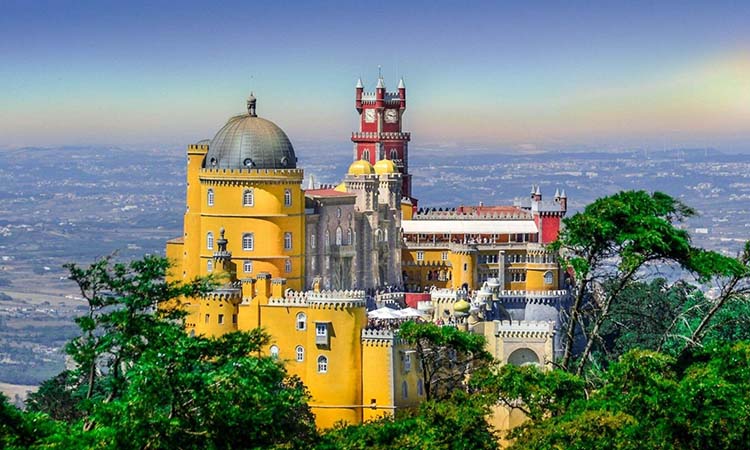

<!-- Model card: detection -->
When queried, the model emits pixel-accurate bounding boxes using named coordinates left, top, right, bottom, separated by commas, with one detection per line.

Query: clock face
left=365, top=109, right=376, bottom=123
left=384, top=109, right=398, bottom=123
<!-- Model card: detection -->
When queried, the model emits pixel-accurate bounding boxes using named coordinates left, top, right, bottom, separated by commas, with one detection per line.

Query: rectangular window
left=243, top=260, right=253, bottom=273
left=441, top=251, right=448, bottom=261
left=284, top=232, right=293, bottom=250
left=242, top=233, right=254, bottom=251
left=315, top=322, right=330, bottom=346
left=416, top=251, right=424, bottom=261
left=204, top=314, right=209, bottom=324
left=218, top=314, right=224, bottom=325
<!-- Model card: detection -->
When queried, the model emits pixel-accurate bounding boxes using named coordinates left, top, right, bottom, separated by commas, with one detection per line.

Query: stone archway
left=507, top=348, right=540, bottom=366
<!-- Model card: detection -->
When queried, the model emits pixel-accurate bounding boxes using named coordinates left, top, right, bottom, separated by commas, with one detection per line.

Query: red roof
left=455, top=205, right=524, bottom=214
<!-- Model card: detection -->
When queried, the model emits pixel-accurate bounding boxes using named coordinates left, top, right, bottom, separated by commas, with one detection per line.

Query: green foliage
left=510, top=343, right=750, bottom=450
left=470, top=364, right=585, bottom=422
left=24, top=255, right=316, bottom=450
left=317, top=393, right=498, bottom=450
left=398, top=321, right=492, bottom=401
left=553, top=190, right=746, bottom=374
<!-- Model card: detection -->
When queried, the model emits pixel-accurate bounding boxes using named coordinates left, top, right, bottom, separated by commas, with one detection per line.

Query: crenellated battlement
left=495, top=320, right=555, bottom=338
left=361, top=328, right=396, bottom=344
left=351, top=132, right=411, bottom=141
left=494, top=290, right=568, bottom=304
left=199, top=167, right=304, bottom=180
left=266, top=289, right=367, bottom=308
left=413, top=208, right=532, bottom=220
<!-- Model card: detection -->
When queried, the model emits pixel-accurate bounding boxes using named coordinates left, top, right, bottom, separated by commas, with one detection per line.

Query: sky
left=1, top=0, right=749, bottom=153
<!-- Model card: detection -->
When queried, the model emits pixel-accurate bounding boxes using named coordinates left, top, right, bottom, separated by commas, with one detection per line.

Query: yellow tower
left=167, top=95, right=305, bottom=336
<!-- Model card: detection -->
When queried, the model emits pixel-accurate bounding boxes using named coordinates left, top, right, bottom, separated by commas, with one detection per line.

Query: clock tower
left=353, top=73, right=413, bottom=201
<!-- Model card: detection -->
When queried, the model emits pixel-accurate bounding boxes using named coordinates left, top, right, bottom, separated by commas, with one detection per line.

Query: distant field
left=0, top=381, right=38, bottom=405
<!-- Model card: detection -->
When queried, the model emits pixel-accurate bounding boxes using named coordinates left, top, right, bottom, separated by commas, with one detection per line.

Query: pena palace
left=166, top=72, right=569, bottom=429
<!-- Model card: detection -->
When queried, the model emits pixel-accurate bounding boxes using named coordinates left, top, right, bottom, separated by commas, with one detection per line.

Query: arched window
left=347, top=229, right=353, bottom=246
left=335, top=227, right=343, bottom=246
left=362, top=149, right=370, bottom=161
left=544, top=271, right=554, bottom=285
left=206, top=232, right=214, bottom=250
left=243, top=188, right=254, bottom=206
left=296, top=345, right=304, bottom=362
left=207, top=260, right=213, bottom=273
left=284, top=232, right=293, bottom=250
left=207, top=189, right=214, bottom=206
left=269, top=345, right=279, bottom=359
left=336, top=207, right=342, bottom=218
left=375, top=229, right=383, bottom=242
left=402, top=381, right=408, bottom=398
left=325, top=229, right=330, bottom=246
left=243, top=260, right=253, bottom=274
left=296, top=312, right=306, bottom=330
left=285, top=259, right=292, bottom=273
left=384, top=229, right=389, bottom=243
left=284, top=189, right=292, bottom=207
left=317, top=355, right=328, bottom=373
left=390, top=148, right=398, bottom=160
left=242, top=233, right=254, bottom=251
left=417, top=379, right=424, bottom=396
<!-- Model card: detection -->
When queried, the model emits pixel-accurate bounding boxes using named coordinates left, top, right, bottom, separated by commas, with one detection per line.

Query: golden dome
left=334, top=182, right=347, bottom=192
left=454, top=299, right=471, bottom=313
left=374, top=159, right=398, bottom=174
left=347, top=159, right=375, bottom=175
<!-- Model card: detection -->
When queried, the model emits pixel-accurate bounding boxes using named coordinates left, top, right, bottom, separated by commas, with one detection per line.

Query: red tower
left=353, top=73, right=413, bottom=199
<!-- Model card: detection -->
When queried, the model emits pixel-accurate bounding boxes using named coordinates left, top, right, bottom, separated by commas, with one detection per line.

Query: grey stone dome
left=205, top=97, right=297, bottom=170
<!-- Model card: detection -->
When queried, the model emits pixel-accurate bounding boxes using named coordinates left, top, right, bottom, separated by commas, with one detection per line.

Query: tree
left=551, top=190, right=743, bottom=375
left=30, top=255, right=317, bottom=449
left=507, top=343, right=750, bottom=450
left=398, top=321, right=492, bottom=401
left=316, top=392, right=498, bottom=450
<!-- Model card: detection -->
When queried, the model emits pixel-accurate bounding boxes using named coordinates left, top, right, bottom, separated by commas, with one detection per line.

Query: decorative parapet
left=495, top=320, right=555, bottom=339
left=495, top=290, right=568, bottom=304
left=412, top=209, right=532, bottom=220
left=351, top=132, right=411, bottom=141
left=200, top=288, right=241, bottom=301
left=199, top=168, right=304, bottom=185
left=376, top=292, right=404, bottom=306
left=361, top=328, right=396, bottom=343
left=266, top=289, right=366, bottom=309
left=430, top=288, right=468, bottom=303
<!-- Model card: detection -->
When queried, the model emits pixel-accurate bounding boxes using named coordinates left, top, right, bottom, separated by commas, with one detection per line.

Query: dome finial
left=247, top=92, right=257, bottom=117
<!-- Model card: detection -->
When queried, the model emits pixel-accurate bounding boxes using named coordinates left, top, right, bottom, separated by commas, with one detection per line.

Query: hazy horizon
left=1, top=1, right=749, bottom=152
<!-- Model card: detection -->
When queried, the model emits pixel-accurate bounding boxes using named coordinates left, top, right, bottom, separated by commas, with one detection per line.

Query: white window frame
left=416, top=251, right=424, bottom=261
left=270, top=345, right=279, bottom=359
left=285, top=259, right=292, bottom=273
left=207, top=259, right=213, bottom=272
left=206, top=232, right=214, bottom=250
left=317, top=355, right=328, bottom=373
left=242, top=233, right=254, bottom=251
left=335, top=227, right=343, bottom=246
left=296, top=312, right=307, bottom=331
left=441, top=251, right=448, bottom=261
left=284, top=232, right=293, bottom=250
left=284, top=189, right=292, bottom=207
left=544, top=271, right=554, bottom=285
left=243, top=260, right=253, bottom=274
left=243, top=188, right=254, bottom=207
left=207, top=188, right=214, bottom=207
left=296, top=345, right=304, bottom=362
